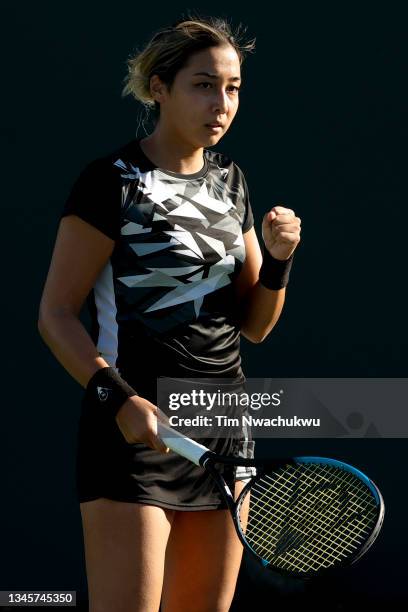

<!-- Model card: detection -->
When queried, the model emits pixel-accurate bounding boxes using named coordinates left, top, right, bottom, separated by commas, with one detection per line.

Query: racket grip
left=157, top=422, right=210, bottom=466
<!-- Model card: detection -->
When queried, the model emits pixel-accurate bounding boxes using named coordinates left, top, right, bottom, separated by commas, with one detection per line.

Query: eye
left=194, top=82, right=241, bottom=93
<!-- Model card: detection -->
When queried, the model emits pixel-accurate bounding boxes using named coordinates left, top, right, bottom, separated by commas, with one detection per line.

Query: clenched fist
left=262, top=205, right=301, bottom=261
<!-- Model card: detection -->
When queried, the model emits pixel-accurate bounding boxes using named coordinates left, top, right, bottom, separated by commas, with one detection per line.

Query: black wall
left=2, top=2, right=406, bottom=610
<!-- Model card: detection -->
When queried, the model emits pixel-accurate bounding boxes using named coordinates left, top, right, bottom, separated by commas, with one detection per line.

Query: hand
left=115, top=395, right=170, bottom=454
left=262, top=205, right=301, bottom=261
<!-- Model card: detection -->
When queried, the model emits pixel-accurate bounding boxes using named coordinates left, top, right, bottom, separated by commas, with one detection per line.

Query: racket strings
left=244, top=483, right=349, bottom=569
left=249, top=467, right=375, bottom=546
left=249, top=465, right=376, bottom=542
left=247, top=467, right=378, bottom=571
left=244, top=486, right=370, bottom=571
left=247, top=467, right=377, bottom=568
left=237, top=463, right=379, bottom=574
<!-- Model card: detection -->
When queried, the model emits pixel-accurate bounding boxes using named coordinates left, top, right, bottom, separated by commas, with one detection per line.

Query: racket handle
left=157, top=421, right=210, bottom=466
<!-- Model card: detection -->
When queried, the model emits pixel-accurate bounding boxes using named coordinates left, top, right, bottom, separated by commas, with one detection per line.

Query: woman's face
left=154, top=44, right=241, bottom=148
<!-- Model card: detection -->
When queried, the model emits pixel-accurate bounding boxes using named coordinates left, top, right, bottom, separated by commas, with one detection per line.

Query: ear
left=149, top=74, right=168, bottom=104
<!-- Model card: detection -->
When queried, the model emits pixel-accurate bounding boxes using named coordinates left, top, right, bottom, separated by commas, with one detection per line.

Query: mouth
left=205, top=124, right=223, bottom=132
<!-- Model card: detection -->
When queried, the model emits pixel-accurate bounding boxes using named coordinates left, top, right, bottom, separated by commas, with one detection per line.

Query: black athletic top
left=60, top=138, right=254, bottom=393
left=61, top=138, right=256, bottom=508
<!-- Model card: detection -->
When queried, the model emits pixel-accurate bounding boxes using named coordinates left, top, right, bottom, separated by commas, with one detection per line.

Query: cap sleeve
left=241, top=173, right=254, bottom=234
left=59, top=157, right=121, bottom=241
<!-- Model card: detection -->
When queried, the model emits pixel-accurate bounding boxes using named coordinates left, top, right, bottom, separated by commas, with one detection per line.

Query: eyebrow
left=192, top=71, right=241, bottom=82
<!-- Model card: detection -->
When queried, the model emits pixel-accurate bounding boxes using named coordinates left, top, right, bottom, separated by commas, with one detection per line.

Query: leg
left=80, top=498, right=175, bottom=612
left=161, top=480, right=250, bottom=612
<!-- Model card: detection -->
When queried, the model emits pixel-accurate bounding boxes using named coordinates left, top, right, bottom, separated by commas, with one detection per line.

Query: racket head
left=232, top=456, right=385, bottom=579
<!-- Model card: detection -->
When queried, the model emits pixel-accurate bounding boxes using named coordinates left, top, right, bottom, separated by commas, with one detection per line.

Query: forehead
left=181, top=45, right=241, bottom=78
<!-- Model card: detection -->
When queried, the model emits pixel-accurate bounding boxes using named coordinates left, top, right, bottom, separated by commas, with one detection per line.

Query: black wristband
left=258, top=243, right=294, bottom=290
left=86, top=367, right=138, bottom=417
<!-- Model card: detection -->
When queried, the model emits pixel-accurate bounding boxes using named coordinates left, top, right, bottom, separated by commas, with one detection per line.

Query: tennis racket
left=157, top=421, right=384, bottom=578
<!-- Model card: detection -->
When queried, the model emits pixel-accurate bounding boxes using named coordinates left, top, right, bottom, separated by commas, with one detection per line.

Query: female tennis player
left=38, top=16, right=301, bottom=612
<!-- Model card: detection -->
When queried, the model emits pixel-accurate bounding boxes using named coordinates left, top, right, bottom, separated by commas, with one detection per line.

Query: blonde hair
left=121, top=14, right=256, bottom=119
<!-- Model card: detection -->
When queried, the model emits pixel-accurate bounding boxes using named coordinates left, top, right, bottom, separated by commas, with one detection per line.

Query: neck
left=139, top=126, right=205, bottom=174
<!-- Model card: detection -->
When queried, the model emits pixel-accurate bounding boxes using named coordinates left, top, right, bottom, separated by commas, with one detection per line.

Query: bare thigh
left=80, top=498, right=175, bottom=612
left=161, top=480, right=250, bottom=612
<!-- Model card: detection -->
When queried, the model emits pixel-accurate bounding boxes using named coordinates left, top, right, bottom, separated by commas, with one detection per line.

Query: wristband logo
left=97, top=386, right=111, bottom=402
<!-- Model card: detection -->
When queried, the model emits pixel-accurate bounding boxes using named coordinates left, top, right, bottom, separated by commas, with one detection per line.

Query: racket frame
left=157, top=424, right=385, bottom=578
left=200, top=452, right=385, bottom=579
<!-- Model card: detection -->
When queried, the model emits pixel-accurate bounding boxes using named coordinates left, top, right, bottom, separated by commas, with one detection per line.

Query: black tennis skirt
left=76, top=375, right=255, bottom=510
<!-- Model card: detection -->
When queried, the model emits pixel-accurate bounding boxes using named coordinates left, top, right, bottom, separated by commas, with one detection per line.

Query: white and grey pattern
left=111, top=157, right=247, bottom=333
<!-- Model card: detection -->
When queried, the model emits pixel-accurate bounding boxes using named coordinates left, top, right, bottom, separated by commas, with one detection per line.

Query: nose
left=211, top=88, right=230, bottom=115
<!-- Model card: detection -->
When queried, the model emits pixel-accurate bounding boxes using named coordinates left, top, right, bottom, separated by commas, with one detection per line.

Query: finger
left=265, top=210, right=277, bottom=222
left=151, top=434, right=170, bottom=454
left=275, top=231, right=301, bottom=243
left=151, top=424, right=171, bottom=453
left=272, top=206, right=295, bottom=216
left=272, top=214, right=301, bottom=226
left=273, top=224, right=301, bottom=236
left=159, top=443, right=170, bottom=454
left=271, top=222, right=300, bottom=237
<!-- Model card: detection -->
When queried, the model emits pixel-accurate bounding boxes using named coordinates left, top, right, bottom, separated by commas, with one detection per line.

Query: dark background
left=2, top=2, right=407, bottom=610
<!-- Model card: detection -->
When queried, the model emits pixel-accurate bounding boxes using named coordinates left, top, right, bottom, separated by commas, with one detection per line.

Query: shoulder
left=204, top=148, right=248, bottom=193
left=77, top=138, right=142, bottom=178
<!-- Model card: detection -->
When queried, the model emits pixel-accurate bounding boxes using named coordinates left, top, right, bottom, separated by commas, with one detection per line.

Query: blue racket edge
left=229, top=457, right=385, bottom=579
left=293, top=456, right=383, bottom=505
left=157, top=424, right=385, bottom=578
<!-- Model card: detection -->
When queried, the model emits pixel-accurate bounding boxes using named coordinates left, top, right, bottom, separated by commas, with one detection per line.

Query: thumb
left=153, top=431, right=170, bottom=454
left=152, top=407, right=170, bottom=453
left=156, top=440, right=170, bottom=454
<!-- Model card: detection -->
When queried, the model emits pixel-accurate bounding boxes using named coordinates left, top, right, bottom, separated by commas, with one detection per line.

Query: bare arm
left=38, top=215, right=114, bottom=386
left=234, top=227, right=286, bottom=343
left=38, top=215, right=168, bottom=452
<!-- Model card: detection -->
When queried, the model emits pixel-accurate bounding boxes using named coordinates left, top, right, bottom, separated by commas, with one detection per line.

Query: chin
left=203, top=133, right=223, bottom=147
left=187, top=129, right=224, bottom=149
